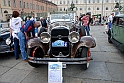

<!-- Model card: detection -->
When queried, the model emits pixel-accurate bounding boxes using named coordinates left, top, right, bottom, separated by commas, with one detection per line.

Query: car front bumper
left=28, top=56, right=93, bottom=64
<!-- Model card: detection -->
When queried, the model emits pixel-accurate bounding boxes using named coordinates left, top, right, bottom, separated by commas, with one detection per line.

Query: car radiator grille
left=51, top=27, right=70, bottom=57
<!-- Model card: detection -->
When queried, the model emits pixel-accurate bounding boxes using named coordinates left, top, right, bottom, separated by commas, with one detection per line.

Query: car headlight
left=6, top=37, right=12, bottom=45
left=40, top=32, right=50, bottom=43
left=68, top=31, right=80, bottom=43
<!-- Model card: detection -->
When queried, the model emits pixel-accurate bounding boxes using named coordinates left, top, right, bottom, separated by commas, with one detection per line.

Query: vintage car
left=108, top=14, right=124, bottom=52
left=27, top=14, right=96, bottom=70
left=0, top=23, right=14, bottom=54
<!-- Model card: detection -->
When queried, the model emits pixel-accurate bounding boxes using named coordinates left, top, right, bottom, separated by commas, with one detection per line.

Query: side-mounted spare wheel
left=81, top=47, right=90, bottom=70
left=27, top=47, right=44, bottom=67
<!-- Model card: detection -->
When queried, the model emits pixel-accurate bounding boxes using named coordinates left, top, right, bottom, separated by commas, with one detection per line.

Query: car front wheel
left=27, top=47, right=43, bottom=68
left=81, top=47, right=89, bottom=70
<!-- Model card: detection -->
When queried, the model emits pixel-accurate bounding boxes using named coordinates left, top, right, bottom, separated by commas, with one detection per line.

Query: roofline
left=35, top=0, right=57, bottom=6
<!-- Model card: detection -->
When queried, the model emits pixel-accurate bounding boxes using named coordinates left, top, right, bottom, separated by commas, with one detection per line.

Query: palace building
left=0, top=0, right=57, bottom=21
left=51, top=0, right=124, bottom=16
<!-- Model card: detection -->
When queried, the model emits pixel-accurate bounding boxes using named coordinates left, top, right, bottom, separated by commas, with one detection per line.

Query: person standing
left=79, top=14, right=84, bottom=26
left=82, top=13, right=90, bottom=36
left=9, top=11, right=23, bottom=59
left=40, top=17, right=48, bottom=28
left=108, top=13, right=114, bottom=29
left=18, top=20, right=41, bottom=61
left=88, top=13, right=92, bottom=31
left=30, top=13, right=36, bottom=21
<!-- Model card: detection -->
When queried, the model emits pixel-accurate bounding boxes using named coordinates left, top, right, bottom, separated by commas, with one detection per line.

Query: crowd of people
left=76, top=12, right=115, bottom=35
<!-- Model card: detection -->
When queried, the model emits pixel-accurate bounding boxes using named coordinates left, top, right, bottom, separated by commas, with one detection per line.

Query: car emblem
left=57, top=35, right=62, bottom=39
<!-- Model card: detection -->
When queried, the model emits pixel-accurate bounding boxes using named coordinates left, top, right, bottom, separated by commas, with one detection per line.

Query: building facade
left=0, top=0, right=57, bottom=21
left=0, top=0, right=12, bottom=22
left=51, top=0, right=124, bottom=16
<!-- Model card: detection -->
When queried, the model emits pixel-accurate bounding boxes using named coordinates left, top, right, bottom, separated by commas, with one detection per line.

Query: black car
left=0, top=25, right=14, bottom=54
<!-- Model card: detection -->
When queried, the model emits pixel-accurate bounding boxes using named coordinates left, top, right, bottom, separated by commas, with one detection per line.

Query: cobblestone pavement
left=0, top=26, right=124, bottom=83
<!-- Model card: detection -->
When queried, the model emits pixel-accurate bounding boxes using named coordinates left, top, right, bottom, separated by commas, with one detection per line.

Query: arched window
left=76, top=0, right=78, bottom=3
left=80, top=8, right=82, bottom=10
left=115, top=0, right=117, bottom=2
left=88, top=0, right=90, bottom=3
left=60, top=1, right=62, bottom=4
left=106, top=7, right=108, bottom=10
left=63, top=1, right=65, bottom=4
left=97, top=0, right=100, bottom=3
left=76, top=8, right=78, bottom=10
left=88, top=7, right=91, bottom=10
left=60, top=8, right=62, bottom=11
left=67, top=0, right=69, bottom=4
left=97, top=7, right=99, bottom=10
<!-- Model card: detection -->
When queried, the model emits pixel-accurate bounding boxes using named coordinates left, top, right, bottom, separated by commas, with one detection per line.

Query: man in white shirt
left=30, top=13, right=36, bottom=21
left=108, top=13, right=114, bottom=29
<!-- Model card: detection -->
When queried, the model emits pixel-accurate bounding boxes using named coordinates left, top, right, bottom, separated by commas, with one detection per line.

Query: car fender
left=80, top=36, right=96, bottom=48
left=71, top=36, right=96, bottom=57
left=27, top=38, right=49, bottom=55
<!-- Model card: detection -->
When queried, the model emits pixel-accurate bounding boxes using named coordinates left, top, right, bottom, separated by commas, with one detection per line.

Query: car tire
left=81, top=47, right=89, bottom=70
left=80, top=26, right=86, bottom=36
left=27, top=47, right=43, bottom=68
left=108, top=29, right=112, bottom=43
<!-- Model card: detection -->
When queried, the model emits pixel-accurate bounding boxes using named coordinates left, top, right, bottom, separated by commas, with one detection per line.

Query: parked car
left=0, top=24, right=14, bottom=54
left=108, top=14, right=124, bottom=52
left=27, top=14, right=96, bottom=70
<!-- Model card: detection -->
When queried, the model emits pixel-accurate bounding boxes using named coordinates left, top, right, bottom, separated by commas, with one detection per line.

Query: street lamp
left=86, top=0, right=87, bottom=13
left=101, top=0, right=104, bottom=23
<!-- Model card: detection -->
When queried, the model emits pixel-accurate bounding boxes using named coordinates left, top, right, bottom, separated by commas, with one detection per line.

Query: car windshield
left=51, top=14, right=70, bottom=20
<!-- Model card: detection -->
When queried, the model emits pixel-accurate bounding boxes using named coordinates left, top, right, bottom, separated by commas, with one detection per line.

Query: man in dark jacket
left=40, top=17, right=48, bottom=28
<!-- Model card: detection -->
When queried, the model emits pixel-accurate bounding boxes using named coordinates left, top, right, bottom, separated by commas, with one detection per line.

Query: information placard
left=48, top=62, right=62, bottom=83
